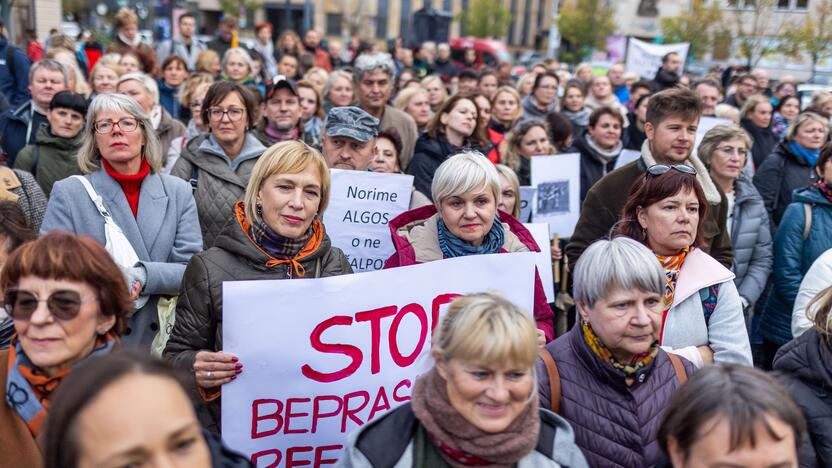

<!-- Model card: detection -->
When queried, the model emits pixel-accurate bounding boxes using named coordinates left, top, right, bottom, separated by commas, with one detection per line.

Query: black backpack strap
left=31, top=145, right=40, bottom=178
left=189, top=163, right=199, bottom=193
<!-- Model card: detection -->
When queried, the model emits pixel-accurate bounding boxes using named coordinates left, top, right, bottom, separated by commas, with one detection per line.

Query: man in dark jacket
left=431, top=43, right=460, bottom=80
left=651, top=52, right=681, bottom=91
left=321, top=106, right=379, bottom=171
left=207, top=16, right=237, bottom=59
left=723, top=74, right=758, bottom=109
left=566, top=87, right=733, bottom=270
left=0, top=59, right=67, bottom=166
left=0, top=20, right=32, bottom=110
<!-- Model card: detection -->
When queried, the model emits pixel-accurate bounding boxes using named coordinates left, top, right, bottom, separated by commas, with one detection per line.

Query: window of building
left=376, top=0, right=388, bottom=39
left=726, top=0, right=756, bottom=8
left=326, top=13, right=342, bottom=36
left=776, top=0, right=809, bottom=9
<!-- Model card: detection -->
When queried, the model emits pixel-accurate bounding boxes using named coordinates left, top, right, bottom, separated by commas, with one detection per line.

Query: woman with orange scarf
left=0, top=233, right=132, bottom=467
left=164, top=140, right=352, bottom=433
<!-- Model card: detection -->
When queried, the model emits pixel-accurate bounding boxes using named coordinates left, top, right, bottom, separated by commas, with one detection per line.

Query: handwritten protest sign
left=524, top=223, right=555, bottom=302
left=222, top=253, right=538, bottom=467
left=323, top=170, right=412, bottom=272
left=625, top=38, right=689, bottom=80
left=614, top=149, right=642, bottom=170
left=531, top=153, right=581, bottom=238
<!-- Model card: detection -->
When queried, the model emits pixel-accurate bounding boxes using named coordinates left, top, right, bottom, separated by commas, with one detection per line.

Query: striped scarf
left=6, top=333, right=118, bottom=436
left=581, top=320, right=659, bottom=386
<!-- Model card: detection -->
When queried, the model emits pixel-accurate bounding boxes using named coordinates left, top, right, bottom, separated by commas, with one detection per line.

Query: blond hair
left=432, top=292, right=537, bottom=369
left=491, top=86, right=522, bottom=125
left=495, top=164, right=521, bottom=218
left=393, top=87, right=428, bottom=111
left=243, top=140, right=331, bottom=224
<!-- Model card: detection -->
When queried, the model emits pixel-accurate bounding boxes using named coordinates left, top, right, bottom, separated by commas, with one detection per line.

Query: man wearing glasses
left=566, top=87, right=733, bottom=270
left=724, top=74, right=759, bottom=110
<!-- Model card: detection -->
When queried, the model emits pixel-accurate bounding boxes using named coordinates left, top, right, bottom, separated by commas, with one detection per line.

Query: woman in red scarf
left=0, top=233, right=132, bottom=467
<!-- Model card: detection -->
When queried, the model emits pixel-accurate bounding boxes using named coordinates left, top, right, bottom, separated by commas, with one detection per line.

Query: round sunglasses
left=3, top=289, right=97, bottom=321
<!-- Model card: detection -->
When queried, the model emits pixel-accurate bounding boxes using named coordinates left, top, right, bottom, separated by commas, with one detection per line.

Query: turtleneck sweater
left=102, top=158, right=150, bottom=218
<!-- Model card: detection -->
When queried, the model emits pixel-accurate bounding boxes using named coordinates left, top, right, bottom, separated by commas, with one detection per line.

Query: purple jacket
left=536, top=325, right=695, bottom=467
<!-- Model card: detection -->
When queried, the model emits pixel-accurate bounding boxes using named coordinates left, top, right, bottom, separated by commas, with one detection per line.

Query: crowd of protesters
left=1, top=7, right=832, bottom=467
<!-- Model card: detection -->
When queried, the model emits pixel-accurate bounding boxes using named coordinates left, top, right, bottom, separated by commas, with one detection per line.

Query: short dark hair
left=633, top=93, right=651, bottom=111
left=817, top=142, right=832, bottom=177
left=459, top=68, right=478, bottom=81
left=775, top=94, right=800, bottom=114
left=477, top=68, right=497, bottom=84
left=533, top=71, right=559, bottom=92
left=588, top=106, right=624, bottom=128
left=662, top=51, right=679, bottom=63
left=44, top=352, right=190, bottom=468
left=201, top=81, right=258, bottom=130
left=646, top=87, right=701, bottom=127
left=631, top=80, right=653, bottom=95
left=616, top=168, right=708, bottom=248
left=736, top=73, right=757, bottom=85
left=545, top=112, right=573, bottom=150
left=693, top=78, right=722, bottom=94
left=0, top=201, right=36, bottom=254
left=49, top=90, right=88, bottom=115
left=659, top=364, right=805, bottom=463
left=0, top=232, right=132, bottom=336
left=161, top=54, right=187, bottom=73
left=178, top=12, right=195, bottom=24
left=377, top=127, right=403, bottom=157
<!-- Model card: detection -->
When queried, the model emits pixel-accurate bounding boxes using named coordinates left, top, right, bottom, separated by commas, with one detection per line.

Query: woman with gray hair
left=322, top=70, right=354, bottom=113
left=537, top=236, right=696, bottom=467
left=700, top=125, right=772, bottom=322
left=384, top=152, right=555, bottom=342
left=338, top=293, right=587, bottom=468
left=117, top=72, right=186, bottom=161
left=41, top=93, right=203, bottom=348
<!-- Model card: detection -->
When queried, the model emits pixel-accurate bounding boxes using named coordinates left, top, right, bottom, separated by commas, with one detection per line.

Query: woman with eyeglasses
left=0, top=232, right=132, bottom=466
left=700, top=125, right=772, bottom=326
left=41, top=94, right=202, bottom=348
left=615, top=165, right=753, bottom=367
left=170, top=81, right=267, bottom=248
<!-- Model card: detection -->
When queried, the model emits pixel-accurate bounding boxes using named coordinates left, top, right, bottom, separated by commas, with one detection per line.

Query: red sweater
left=102, top=159, right=150, bottom=218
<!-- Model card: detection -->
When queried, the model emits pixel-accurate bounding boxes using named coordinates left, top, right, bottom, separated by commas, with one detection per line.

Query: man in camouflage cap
left=321, top=106, right=379, bottom=171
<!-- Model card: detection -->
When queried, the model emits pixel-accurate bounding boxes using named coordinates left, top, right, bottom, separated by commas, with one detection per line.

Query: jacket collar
left=34, top=123, right=84, bottom=150
left=566, top=324, right=657, bottom=390
left=671, top=248, right=734, bottom=307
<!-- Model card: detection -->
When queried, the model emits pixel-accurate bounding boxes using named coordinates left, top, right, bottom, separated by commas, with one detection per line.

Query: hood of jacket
left=792, top=186, right=832, bottom=206
left=653, top=68, right=679, bottom=88
left=774, top=328, right=832, bottom=392
left=386, top=204, right=538, bottom=265
left=212, top=202, right=336, bottom=273
left=33, top=123, right=84, bottom=150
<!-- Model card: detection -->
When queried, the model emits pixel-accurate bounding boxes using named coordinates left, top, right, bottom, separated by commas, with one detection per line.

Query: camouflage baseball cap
left=324, top=106, right=379, bottom=143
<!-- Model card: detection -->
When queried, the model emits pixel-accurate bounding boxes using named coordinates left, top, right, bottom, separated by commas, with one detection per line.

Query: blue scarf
left=790, top=141, right=820, bottom=166
left=437, top=218, right=505, bottom=258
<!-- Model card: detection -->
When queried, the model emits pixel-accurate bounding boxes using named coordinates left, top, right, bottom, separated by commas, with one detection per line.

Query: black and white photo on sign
left=531, top=153, right=581, bottom=238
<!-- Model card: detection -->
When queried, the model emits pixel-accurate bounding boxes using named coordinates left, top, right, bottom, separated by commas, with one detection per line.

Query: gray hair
left=785, top=112, right=829, bottom=142
left=323, top=70, right=353, bottom=102
left=78, top=94, right=163, bottom=174
left=573, top=237, right=664, bottom=308
left=432, top=152, right=501, bottom=208
left=698, top=125, right=753, bottom=166
left=222, top=47, right=253, bottom=75
left=353, top=52, right=395, bottom=84
left=117, top=72, right=160, bottom=104
left=29, top=59, right=67, bottom=86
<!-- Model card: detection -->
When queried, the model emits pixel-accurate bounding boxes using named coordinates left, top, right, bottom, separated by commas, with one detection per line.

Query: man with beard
left=253, top=76, right=318, bottom=150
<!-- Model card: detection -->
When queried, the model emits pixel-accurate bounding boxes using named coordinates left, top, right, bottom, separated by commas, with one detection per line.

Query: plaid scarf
left=251, top=217, right=312, bottom=261
left=6, top=333, right=118, bottom=436
left=581, top=320, right=659, bottom=386
left=817, top=181, right=832, bottom=203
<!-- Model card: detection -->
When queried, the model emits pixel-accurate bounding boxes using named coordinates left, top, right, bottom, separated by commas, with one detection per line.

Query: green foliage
left=457, top=0, right=511, bottom=39
left=779, top=0, right=832, bottom=77
left=660, top=0, right=723, bottom=60
left=732, top=0, right=784, bottom=67
left=218, top=0, right=263, bottom=20
left=557, top=0, right=616, bottom=63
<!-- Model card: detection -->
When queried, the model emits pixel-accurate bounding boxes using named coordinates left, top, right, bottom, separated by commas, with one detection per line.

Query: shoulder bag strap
left=71, top=175, right=112, bottom=220
left=538, top=348, right=561, bottom=413
left=803, top=203, right=812, bottom=240
left=667, top=352, right=688, bottom=385
left=31, top=145, right=40, bottom=178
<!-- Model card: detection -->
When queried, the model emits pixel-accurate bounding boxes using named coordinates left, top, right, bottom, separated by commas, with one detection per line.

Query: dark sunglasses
left=3, top=289, right=97, bottom=321
left=646, top=164, right=697, bottom=178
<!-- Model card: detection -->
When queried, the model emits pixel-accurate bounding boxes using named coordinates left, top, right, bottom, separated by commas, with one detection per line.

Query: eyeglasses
left=646, top=164, right=697, bottom=177
left=208, top=107, right=245, bottom=122
left=189, top=100, right=204, bottom=109
left=94, top=117, right=139, bottom=134
left=715, top=146, right=748, bottom=157
left=3, top=289, right=98, bottom=321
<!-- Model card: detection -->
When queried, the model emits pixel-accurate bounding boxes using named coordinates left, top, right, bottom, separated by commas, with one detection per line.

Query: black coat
left=407, top=134, right=464, bottom=201
left=651, top=68, right=679, bottom=91
left=742, top=118, right=779, bottom=169
left=752, top=141, right=818, bottom=229
left=774, top=329, right=832, bottom=467
left=569, top=131, right=620, bottom=203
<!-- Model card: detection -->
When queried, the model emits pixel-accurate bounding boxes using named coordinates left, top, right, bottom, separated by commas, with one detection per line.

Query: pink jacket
left=384, top=205, right=555, bottom=341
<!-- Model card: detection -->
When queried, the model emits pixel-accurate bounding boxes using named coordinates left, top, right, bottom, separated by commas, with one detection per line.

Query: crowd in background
left=1, top=7, right=832, bottom=467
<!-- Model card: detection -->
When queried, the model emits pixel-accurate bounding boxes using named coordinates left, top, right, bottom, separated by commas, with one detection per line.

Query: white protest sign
left=614, top=149, right=642, bottom=170
left=524, top=223, right=554, bottom=302
left=222, top=253, right=538, bottom=467
left=323, top=170, right=412, bottom=272
left=519, top=186, right=536, bottom=222
left=625, top=38, right=689, bottom=80
left=531, top=153, right=581, bottom=238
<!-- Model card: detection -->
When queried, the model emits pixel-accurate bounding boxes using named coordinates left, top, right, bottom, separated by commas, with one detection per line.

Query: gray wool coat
left=730, top=175, right=773, bottom=307
left=40, top=168, right=203, bottom=347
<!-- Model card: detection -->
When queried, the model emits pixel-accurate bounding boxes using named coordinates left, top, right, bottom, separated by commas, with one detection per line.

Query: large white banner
left=625, top=38, right=689, bottom=80
left=323, top=170, right=413, bottom=272
left=531, top=153, right=581, bottom=238
left=222, top=253, right=538, bottom=467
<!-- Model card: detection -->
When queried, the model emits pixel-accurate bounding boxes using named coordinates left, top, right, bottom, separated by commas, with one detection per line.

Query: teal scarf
left=437, top=218, right=505, bottom=258
left=790, top=141, right=820, bottom=167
